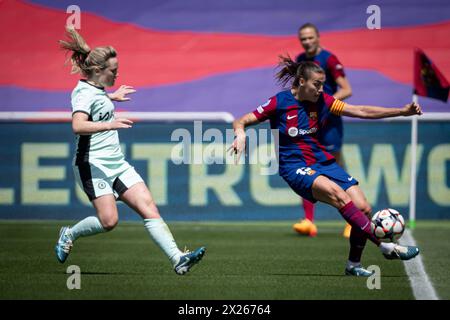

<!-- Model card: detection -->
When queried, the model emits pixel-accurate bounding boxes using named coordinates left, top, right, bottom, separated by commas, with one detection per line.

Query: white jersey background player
left=55, top=26, right=205, bottom=275
left=71, top=79, right=142, bottom=200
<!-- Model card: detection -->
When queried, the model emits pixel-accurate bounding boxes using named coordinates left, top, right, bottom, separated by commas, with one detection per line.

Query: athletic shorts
left=320, top=114, right=343, bottom=153
left=73, top=159, right=143, bottom=201
left=280, top=160, right=358, bottom=203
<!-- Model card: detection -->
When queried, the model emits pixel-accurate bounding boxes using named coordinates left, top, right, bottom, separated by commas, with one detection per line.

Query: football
left=371, top=208, right=405, bottom=242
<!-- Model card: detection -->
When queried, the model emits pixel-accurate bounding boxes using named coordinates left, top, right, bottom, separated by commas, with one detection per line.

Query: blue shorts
left=280, top=160, right=358, bottom=203
left=320, top=114, right=343, bottom=153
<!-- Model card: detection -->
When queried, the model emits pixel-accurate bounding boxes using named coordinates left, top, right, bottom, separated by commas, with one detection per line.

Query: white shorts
left=73, top=159, right=143, bottom=201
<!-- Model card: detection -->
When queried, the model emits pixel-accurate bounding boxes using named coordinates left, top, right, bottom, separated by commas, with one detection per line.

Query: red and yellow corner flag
left=414, top=48, right=449, bottom=102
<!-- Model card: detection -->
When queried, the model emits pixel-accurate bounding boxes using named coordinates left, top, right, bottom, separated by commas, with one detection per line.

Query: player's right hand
left=403, top=102, right=423, bottom=116
left=110, top=118, right=133, bottom=129
left=227, top=135, right=246, bottom=164
left=109, top=85, right=136, bottom=102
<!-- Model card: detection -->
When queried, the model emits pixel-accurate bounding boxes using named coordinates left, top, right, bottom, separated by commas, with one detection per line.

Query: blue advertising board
left=0, top=121, right=449, bottom=220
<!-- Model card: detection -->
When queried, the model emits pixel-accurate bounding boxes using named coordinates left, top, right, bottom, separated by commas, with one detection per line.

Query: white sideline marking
left=399, top=229, right=439, bottom=300
left=0, top=111, right=235, bottom=122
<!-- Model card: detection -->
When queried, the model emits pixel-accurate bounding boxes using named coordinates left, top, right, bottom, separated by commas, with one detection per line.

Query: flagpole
left=409, top=94, right=419, bottom=230
left=409, top=48, right=449, bottom=230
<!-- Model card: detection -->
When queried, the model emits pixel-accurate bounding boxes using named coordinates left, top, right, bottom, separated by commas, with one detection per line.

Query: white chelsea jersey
left=71, top=80, right=124, bottom=164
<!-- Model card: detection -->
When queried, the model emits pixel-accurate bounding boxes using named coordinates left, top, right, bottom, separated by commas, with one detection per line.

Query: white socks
left=379, top=242, right=396, bottom=255
left=68, top=216, right=182, bottom=266
left=70, top=216, right=106, bottom=241
left=144, top=218, right=182, bottom=266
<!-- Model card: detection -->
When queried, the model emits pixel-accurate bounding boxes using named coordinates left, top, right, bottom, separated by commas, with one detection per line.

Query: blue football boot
left=383, top=245, right=420, bottom=260
left=345, top=265, right=375, bottom=277
left=174, top=246, right=206, bottom=275
left=55, top=226, right=73, bottom=263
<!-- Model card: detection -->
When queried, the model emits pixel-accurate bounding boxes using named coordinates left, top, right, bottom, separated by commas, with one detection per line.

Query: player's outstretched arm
left=229, top=112, right=260, bottom=164
left=341, top=102, right=422, bottom=119
left=72, top=112, right=133, bottom=135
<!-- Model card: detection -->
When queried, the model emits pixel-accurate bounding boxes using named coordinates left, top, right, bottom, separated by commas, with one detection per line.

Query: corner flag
left=413, top=48, right=449, bottom=102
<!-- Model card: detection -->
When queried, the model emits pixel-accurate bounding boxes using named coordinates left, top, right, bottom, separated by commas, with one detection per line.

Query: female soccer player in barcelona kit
left=54, top=27, right=205, bottom=275
left=293, top=23, right=353, bottom=238
left=230, top=57, right=420, bottom=276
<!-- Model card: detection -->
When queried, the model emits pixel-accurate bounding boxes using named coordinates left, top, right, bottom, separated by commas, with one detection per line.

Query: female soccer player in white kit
left=55, top=27, right=205, bottom=275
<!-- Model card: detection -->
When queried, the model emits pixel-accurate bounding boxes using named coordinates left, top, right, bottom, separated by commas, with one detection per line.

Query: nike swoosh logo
left=361, top=221, right=370, bottom=231
left=348, top=177, right=354, bottom=181
left=287, top=115, right=297, bottom=120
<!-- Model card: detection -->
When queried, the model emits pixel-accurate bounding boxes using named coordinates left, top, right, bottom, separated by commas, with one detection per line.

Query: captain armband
left=329, top=100, right=345, bottom=116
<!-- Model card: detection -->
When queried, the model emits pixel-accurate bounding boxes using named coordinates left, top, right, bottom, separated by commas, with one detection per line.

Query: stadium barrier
left=0, top=113, right=449, bottom=221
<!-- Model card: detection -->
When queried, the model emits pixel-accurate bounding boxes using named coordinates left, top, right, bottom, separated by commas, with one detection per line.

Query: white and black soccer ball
left=371, top=208, right=405, bottom=243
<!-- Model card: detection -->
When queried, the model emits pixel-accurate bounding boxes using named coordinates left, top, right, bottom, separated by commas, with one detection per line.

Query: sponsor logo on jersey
left=288, top=127, right=298, bottom=137
left=288, top=127, right=318, bottom=137
left=98, top=112, right=111, bottom=121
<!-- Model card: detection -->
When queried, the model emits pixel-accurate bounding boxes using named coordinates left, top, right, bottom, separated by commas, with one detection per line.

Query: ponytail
left=275, top=55, right=324, bottom=88
left=59, top=26, right=116, bottom=77
left=276, top=55, right=301, bottom=87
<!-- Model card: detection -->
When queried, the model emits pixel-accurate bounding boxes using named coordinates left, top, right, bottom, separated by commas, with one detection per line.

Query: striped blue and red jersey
left=252, top=90, right=345, bottom=169
left=296, top=49, right=345, bottom=96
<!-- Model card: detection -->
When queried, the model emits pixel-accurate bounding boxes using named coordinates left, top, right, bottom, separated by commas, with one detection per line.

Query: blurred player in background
left=293, top=23, right=353, bottom=238
left=230, top=58, right=421, bottom=276
left=55, top=26, right=205, bottom=275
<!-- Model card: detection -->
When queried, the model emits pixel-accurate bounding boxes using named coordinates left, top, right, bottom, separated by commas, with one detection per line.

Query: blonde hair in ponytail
left=59, top=26, right=116, bottom=77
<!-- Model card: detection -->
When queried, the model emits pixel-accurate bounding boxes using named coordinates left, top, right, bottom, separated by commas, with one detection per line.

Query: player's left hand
left=109, top=85, right=136, bottom=102
left=403, top=102, right=423, bottom=116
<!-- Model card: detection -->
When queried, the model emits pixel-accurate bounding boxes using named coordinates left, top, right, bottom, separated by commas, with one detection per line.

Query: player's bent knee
left=100, top=216, right=119, bottom=231
left=102, top=221, right=118, bottom=231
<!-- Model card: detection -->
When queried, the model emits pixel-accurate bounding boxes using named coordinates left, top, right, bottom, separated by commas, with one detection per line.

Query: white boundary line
left=359, top=112, right=450, bottom=122
left=399, top=229, right=439, bottom=300
left=0, top=111, right=449, bottom=122
left=0, top=111, right=235, bottom=123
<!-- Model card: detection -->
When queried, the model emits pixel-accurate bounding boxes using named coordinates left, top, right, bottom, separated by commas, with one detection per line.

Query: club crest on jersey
left=288, top=127, right=298, bottom=137
left=97, top=181, right=107, bottom=189
left=309, top=112, right=318, bottom=120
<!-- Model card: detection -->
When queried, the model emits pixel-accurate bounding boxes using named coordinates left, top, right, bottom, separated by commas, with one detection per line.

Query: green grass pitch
left=0, top=220, right=449, bottom=300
